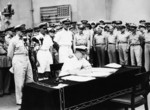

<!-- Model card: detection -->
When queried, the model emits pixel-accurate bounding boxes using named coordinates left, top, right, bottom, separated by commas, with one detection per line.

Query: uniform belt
left=14, top=53, right=28, bottom=56
left=130, top=44, right=140, bottom=46
left=60, top=45, right=71, bottom=47
left=145, top=42, right=150, bottom=44
left=109, top=43, right=115, bottom=45
left=0, top=53, right=7, bottom=56
left=39, top=49, right=49, bottom=51
left=119, top=42, right=127, bottom=44
left=76, top=44, right=87, bottom=46
left=96, top=43, right=105, bottom=45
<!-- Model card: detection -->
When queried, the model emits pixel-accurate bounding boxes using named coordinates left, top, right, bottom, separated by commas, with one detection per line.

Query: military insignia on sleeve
left=68, top=55, right=74, bottom=58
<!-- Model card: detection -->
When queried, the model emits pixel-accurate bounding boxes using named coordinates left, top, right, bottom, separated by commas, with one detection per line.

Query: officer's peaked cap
left=14, top=24, right=26, bottom=31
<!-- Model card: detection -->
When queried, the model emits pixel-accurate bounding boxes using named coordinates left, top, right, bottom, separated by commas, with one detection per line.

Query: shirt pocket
left=15, top=42, right=24, bottom=50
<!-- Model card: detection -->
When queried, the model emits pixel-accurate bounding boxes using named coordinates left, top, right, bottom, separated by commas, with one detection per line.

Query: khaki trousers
left=12, top=55, right=33, bottom=104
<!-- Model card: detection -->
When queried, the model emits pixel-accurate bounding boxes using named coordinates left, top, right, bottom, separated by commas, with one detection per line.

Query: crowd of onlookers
left=0, top=19, right=150, bottom=105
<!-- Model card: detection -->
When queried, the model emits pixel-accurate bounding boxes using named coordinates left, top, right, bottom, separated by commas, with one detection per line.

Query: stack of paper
left=91, top=67, right=117, bottom=73
left=61, top=75, right=95, bottom=82
left=105, top=63, right=122, bottom=68
left=75, top=68, right=117, bottom=77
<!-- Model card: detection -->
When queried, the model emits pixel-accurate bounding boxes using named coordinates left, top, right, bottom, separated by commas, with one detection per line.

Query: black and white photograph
left=0, top=0, right=150, bottom=110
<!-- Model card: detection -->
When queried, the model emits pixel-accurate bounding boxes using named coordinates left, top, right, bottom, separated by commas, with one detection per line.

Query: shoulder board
left=68, top=55, right=74, bottom=58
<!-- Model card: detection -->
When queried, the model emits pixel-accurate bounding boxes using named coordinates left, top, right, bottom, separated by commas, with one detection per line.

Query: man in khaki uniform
left=129, top=25, right=143, bottom=66
left=93, top=26, right=106, bottom=67
left=73, top=24, right=89, bottom=52
left=106, top=25, right=117, bottom=63
left=117, top=25, right=130, bottom=65
left=144, top=23, right=150, bottom=71
left=7, top=24, right=33, bottom=105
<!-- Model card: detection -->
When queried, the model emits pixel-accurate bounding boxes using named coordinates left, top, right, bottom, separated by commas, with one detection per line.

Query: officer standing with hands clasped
left=93, top=25, right=107, bottom=67
left=36, top=23, right=53, bottom=78
left=106, top=25, right=118, bottom=63
left=54, top=19, right=73, bottom=63
left=73, top=24, right=89, bottom=52
left=7, top=24, right=33, bottom=105
left=117, top=25, right=130, bottom=65
left=129, top=24, right=143, bottom=66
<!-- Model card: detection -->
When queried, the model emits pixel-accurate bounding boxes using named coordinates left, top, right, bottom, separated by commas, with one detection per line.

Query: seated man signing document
left=59, top=46, right=91, bottom=76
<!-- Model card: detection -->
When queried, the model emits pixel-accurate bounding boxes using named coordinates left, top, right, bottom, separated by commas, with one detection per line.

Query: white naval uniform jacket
left=37, top=34, right=53, bottom=73
left=54, top=28, right=73, bottom=63
left=59, top=54, right=91, bottom=76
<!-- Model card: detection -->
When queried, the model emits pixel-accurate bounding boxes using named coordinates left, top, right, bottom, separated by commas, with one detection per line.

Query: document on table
left=105, top=63, right=122, bottom=68
left=76, top=68, right=118, bottom=77
left=61, top=75, right=96, bottom=82
left=36, top=82, right=68, bottom=89
left=52, top=83, right=68, bottom=89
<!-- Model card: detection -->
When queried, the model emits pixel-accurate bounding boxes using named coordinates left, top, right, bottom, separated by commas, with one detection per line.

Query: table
left=21, top=66, right=143, bottom=110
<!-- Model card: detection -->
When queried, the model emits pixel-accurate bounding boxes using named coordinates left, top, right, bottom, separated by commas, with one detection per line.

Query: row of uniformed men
left=5, top=19, right=150, bottom=71
left=92, top=21, right=150, bottom=72
left=47, top=19, right=150, bottom=72
left=1, top=19, right=150, bottom=105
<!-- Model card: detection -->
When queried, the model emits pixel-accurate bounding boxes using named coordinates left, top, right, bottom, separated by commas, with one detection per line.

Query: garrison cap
left=32, top=37, right=39, bottom=44
left=112, top=21, right=116, bottom=24
left=26, top=28, right=33, bottom=33
left=75, top=46, right=87, bottom=54
left=99, top=20, right=105, bottom=25
left=81, top=20, right=88, bottom=24
left=60, top=18, right=68, bottom=23
left=71, top=21, right=77, bottom=25
left=104, top=21, right=112, bottom=25
left=139, top=20, right=146, bottom=24
left=33, top=26, right=39, bottom=32
left=91, top=22, right=95, bottom=26
left=130, top=24, right=137, bottom=29
left=125, top=23, right=130, bottom=27
left=48, top=28, right=55, bottom=33
left=145, top=22, right=150, bottom=27
left=55, top=25, right=63, bottom=31
left=115, top=20, right=122, bottom=25
left=62, top=19, right=71, bottom=25
left=78, top=24, right=85, bottom=30
left=85, top=23, right=91, bottom=28
left=104, top=25, right=109, bottom=30
left=38, top=22, right=48, bottom=29
left=50, top=24, right=56, bottom=28
left=5, top=26, right=14, bottom=32
left=138, top=25, right=146, bottom=29
left=119, top=25, right=126, bottom=29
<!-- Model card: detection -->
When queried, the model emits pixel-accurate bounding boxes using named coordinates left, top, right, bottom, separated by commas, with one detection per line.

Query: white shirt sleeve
left=81, top=58, right=92, bottom=69
left=54, top=32, right=61, bottom=44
